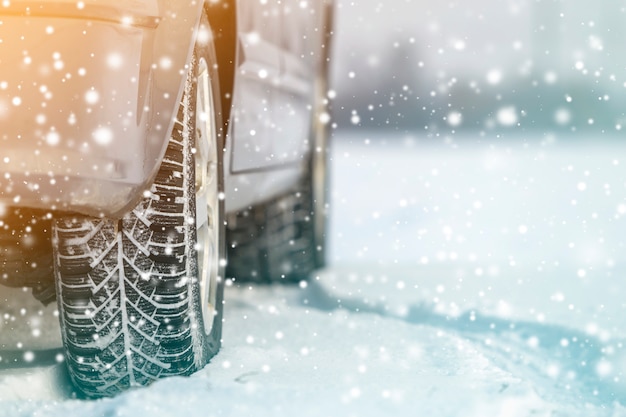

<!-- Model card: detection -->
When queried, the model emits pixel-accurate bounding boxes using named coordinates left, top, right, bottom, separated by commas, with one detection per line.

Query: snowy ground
left=3, top=132, right=626, bottom=416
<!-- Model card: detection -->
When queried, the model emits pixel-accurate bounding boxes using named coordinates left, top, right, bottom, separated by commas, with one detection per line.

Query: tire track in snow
left=300, top=278, right=626, bottom=408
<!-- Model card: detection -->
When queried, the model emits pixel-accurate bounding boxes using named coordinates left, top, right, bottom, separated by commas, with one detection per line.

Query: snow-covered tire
left=225, top=12, right=332, bottom=283
left=225, top=169, right=323, bottom=283
left=52, top=18, right=224, bottom=398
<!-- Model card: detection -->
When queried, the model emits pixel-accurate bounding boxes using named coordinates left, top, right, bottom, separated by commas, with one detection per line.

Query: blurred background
left=324, top=0, right=626, bottom=326
left=330, top=0, right=626, bottom=135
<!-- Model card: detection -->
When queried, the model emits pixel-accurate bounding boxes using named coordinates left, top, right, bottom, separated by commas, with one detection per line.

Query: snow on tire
left=53, top=30, right=224, bottom=398
left=225, top=175, right=320, bottom=283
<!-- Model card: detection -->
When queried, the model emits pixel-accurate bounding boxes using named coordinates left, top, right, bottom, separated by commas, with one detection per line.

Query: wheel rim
left=195, top=57, right=219, bottom=334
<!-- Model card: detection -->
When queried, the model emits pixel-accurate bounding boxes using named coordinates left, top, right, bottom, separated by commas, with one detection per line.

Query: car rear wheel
left=225, top=18, right=332, bottom=283
left=52, top=21, right=224, bottom=398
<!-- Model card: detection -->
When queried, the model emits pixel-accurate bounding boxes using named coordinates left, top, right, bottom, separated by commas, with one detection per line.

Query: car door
left=231, top=0, right=327, bottom=173
left=230, top=0, right=282, bottom=173
left=273, top=0, right=322, bottom=167
left=225, top=0, right=330, bottom=213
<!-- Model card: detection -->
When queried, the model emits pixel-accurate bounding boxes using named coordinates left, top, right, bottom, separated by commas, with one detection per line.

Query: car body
left=0, top=0, right=331, bottom=217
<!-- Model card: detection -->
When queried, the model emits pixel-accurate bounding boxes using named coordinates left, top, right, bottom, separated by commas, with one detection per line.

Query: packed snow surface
left=2, top=133, right=626, bottom=416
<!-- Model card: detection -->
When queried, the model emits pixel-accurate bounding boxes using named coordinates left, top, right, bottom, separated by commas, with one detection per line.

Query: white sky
left=332, top=0, right=531, bottom=78
left=332, top=0, right=626, bottom=84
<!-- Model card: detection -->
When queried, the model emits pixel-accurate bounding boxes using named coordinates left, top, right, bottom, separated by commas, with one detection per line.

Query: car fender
left=0, top=0, right=203, bottom=218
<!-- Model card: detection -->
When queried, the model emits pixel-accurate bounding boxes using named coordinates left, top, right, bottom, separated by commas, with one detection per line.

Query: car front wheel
left=52, top=17, right=224, bottom=398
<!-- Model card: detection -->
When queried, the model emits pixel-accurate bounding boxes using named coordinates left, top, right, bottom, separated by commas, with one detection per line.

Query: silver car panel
left=0, top=0, right=332, bottom=217
left=224, top=0, right=330, bottom=212
left=0, top=0, right=201, bottom=217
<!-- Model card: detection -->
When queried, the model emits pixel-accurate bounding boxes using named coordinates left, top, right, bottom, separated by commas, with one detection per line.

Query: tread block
left=57, top=259, right=94, bottom=275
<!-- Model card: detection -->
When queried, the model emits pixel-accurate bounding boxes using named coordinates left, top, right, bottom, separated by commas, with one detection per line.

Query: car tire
left=52, top=16, right=224, bottom=398
left=225, top=19, right=332, bottom=284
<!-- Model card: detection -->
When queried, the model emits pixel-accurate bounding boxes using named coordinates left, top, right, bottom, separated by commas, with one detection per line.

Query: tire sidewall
left=191, top=11, right=226, bottom=358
